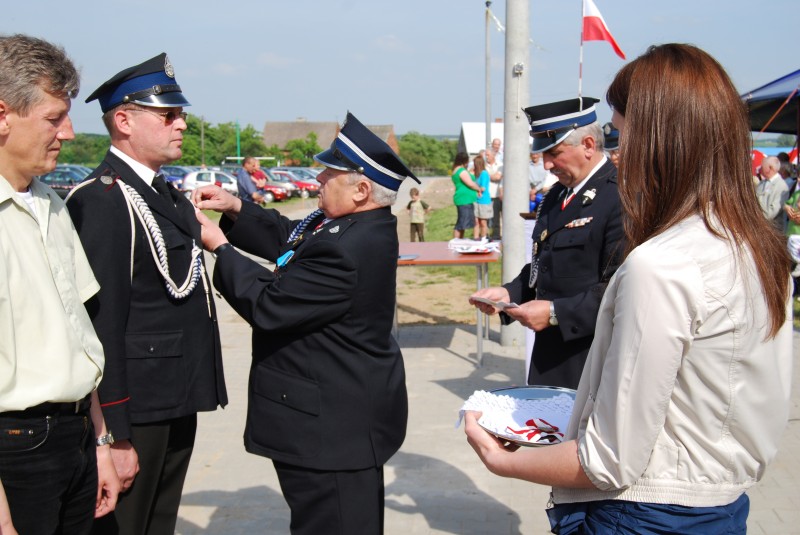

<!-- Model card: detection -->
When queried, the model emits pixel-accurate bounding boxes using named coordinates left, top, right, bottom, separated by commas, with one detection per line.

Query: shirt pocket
left=125, top=330, right=187, bottom=412
left=551, top=227, right=592, bottom=278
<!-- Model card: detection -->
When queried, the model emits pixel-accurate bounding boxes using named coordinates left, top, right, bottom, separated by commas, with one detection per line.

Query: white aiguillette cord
left=116, top=179, right=211, bottom=315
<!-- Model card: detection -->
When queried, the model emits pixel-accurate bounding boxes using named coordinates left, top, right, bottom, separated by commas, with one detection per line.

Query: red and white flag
left=583, top=0, right=626, bottom=60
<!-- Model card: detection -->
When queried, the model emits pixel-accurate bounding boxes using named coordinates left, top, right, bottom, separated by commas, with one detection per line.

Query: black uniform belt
left=2, top=395, right=91, bottom=417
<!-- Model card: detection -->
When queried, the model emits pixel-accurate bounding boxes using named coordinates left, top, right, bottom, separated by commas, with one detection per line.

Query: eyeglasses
left=127, top=108, right=188, bottom=125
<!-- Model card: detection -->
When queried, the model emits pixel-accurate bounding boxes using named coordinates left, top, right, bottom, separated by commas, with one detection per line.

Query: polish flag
left=583, top=0, right=626, bottom=60
left=789, top=147, right=798, bottom=164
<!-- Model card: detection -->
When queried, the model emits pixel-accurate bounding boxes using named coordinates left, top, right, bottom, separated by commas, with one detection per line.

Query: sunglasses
left=127, top=108, right=188, bottom=125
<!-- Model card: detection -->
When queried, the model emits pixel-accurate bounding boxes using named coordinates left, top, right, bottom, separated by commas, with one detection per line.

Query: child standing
left=407, top=187, right=431, bottom=242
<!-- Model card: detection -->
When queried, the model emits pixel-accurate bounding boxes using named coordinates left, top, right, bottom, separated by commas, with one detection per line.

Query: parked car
left=258, top=182, right=289, bottom=203
left=37, top=168, right=85, bottom=199
left=271, top=166, right=322, bottom=182
left=181, top=170, right=239, bottom=198
left=159, top=165, right=194, bottom=190
left=266, top=169, right=319, bottom=198
left=56, top=163, right=93, bottom=178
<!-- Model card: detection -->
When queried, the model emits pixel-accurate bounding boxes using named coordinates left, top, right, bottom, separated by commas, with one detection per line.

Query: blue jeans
left=0, top=411, right=97, bottom=534
left=547, top=494, right=749, bottom=534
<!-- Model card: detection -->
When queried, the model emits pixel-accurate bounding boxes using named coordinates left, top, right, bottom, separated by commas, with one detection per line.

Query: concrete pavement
left=176, top=284, right=800, bottom=534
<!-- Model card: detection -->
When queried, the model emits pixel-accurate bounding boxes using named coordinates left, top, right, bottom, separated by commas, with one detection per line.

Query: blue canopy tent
left=741, top=69, right=800, bottom=135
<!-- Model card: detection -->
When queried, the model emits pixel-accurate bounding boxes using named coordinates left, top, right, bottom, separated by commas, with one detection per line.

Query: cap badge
left=164, top=55, right=175, bottom=78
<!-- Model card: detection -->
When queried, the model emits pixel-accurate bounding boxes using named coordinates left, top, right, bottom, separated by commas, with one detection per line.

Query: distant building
left=263, top=118, right=400, bottom=154
left=457, top=122, right=505, bottom=157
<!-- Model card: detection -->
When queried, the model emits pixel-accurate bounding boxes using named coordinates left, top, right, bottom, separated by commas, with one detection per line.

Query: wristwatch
left=96, top=433, right=115, bottom=447
left=549, top=302, right=559, bottom=326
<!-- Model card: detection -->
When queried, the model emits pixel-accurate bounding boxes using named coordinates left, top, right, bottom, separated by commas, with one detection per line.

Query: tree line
left=59, top=115, right=457, bottom=175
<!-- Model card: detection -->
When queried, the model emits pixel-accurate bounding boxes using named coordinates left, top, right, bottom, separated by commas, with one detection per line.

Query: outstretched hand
left=191, top=185, right=242, bottom=215
left=194, top=209, right=229, bottom=251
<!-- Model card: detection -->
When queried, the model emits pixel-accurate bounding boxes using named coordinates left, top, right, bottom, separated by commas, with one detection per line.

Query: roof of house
left=262, top=121, right=397, bottom=150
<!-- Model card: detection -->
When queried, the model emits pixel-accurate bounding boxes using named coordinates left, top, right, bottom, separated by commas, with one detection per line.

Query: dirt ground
left=393, top=177, right=480, bottom=325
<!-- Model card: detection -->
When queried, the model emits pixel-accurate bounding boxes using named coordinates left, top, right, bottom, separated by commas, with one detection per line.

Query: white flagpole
left=578, top=0, right=585, bottom=103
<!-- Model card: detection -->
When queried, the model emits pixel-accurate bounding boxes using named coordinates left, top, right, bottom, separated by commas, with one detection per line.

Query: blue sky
left=7, top=0, right=798, bottom=136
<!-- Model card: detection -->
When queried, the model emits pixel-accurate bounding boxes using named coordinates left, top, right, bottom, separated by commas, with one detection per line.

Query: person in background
left=236, top=156, right=264, bottom=204
left=466, top=43, right=792, bottom=535
left=191, top=112, right=416, bottom=535
left=0, top=33, right=119, bottom=534
left=485, top=148, right=503, bottom=240
left=67, top=53, right=227, bottom=535
left=756, top=155, right=789, bottom=231
left=602, top=121, right=620, bottom=167
left=528, top=150, right=557, bottom=212
left=470, top=96, right=623, bottom=389
left=451, top=152, right=482, bottom=239
left=407, top=186, right=430, bottom=242
left=472, top=154, right=493, bottom=240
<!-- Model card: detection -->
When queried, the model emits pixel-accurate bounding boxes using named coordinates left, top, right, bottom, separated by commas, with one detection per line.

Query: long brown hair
left=473, top=155, right=486, bottom=176
left=606, top=43, right=790, bottom=337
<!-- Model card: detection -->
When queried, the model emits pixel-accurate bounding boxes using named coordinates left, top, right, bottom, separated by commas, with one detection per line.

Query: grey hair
left=0, top=34, right=79, bottom=116
left=346, top=172, right=398, bottom=207
left=561, top=123, right=604, bottom=152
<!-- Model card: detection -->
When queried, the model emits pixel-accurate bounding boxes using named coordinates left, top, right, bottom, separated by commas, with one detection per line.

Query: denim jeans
left=0, top=411, right=97, bottom=534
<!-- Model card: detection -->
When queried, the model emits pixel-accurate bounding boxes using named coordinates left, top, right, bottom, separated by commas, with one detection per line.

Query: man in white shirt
left=0, top=33, right=119, bottom=534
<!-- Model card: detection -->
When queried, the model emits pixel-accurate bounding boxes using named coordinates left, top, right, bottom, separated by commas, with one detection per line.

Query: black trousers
left=273, top=461, right=385, bottom=535
left=0, top=410, right=97, bottom=535
left=92, top=414, right=196, bottom=535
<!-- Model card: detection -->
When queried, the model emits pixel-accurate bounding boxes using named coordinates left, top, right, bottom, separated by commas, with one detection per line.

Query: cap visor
left=131, top=92, right=191, bottom=108
left=313, top=148, right=352, bottom=171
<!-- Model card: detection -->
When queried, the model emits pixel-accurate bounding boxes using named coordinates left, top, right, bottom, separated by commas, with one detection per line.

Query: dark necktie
left=152, top=174, right=174, bottom=206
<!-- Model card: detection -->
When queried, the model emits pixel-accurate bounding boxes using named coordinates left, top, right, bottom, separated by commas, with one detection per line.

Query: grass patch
left=794, top=298, right=800, bottom=330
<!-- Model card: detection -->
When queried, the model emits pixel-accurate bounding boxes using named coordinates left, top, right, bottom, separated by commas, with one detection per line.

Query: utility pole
left=500, top=0, right=530, bottom=347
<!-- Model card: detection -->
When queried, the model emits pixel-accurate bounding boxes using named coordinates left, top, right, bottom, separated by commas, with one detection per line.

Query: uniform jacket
left=66, top=151, right=227, bottom=440
left=504, top=159, right=623, bottom=389
left=213, top=202, right=408, bottom=471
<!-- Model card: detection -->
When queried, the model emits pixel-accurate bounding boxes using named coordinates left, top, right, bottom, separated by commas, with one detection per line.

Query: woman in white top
left=464, top=43, right=793, bottom=534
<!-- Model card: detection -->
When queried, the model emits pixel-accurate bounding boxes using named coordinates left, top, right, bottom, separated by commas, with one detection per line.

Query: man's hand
left=95, top=445, right=120, bottom=517
left=469, top=287, right=512, bottom=315
left=0, top=481, right=18, bottom=535
left=195, top=209, right=229, bottom=252
left=191, top=185, right=242, bottom=215
left=109, top=440, right=139, bottom=492
left=504, top=300, right=551, bottom=331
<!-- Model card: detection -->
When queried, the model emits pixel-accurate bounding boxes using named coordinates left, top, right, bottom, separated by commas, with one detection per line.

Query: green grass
left=413, top=205, right=503, bottom=287
left=794, top=298, right=800, bottom=330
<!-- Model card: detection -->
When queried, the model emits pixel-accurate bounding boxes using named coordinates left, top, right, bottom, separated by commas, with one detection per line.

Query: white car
left=181, top=170, right=239, bottom=198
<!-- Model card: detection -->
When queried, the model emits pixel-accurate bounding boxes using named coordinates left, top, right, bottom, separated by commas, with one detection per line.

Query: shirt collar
left=571, top=155, right=608, bottom=195
left=110, top=145, right=158, bottom=187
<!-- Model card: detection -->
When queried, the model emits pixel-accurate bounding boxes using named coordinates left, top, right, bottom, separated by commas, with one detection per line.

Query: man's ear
left=0, top=100, right=11, bottom=136
left=582, top=134, right=597, bottom=156
left=113, top=108, right=133, bottom=136
left=353, top=178, right=371, bottom=203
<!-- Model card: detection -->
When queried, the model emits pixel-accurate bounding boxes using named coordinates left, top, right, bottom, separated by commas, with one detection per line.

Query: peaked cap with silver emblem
left=85, top=53, right=190, bottom=113
left=314, top=112, right=420, bottom=191
left=525, top=97, right=599, bottom=153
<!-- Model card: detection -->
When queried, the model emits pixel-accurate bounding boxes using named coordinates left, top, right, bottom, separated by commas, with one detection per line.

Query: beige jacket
left=553, top=215, right=793, bottom=507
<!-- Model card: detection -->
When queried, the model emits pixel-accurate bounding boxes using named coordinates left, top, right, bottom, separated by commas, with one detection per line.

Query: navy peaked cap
left=85, top=53, right=190, bottom=113
left=603, top=122, right=620, bottom=151
left=314, top=112, right=420, bottom=191
left=525, top=97, right=599, bottom=153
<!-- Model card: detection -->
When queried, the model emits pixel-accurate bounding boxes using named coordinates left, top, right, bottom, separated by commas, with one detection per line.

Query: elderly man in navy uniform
left=191, top=112, right=416, bottom=535
left=66, top=53, right=227, bottom=535
left=471, top=97, right=624, bottom=389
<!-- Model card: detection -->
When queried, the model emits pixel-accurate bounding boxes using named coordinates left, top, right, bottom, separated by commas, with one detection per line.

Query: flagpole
left=485, top=1, right=492, bottom=150
left=578, top=0, right=585, bottom=102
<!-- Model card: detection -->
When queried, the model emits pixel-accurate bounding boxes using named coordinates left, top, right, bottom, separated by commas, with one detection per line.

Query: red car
left=267, top=169, right=320, bottom=198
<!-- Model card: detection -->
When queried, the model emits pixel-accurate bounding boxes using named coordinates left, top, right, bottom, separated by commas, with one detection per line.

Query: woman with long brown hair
left=464, top=43, right=793, bottom=534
